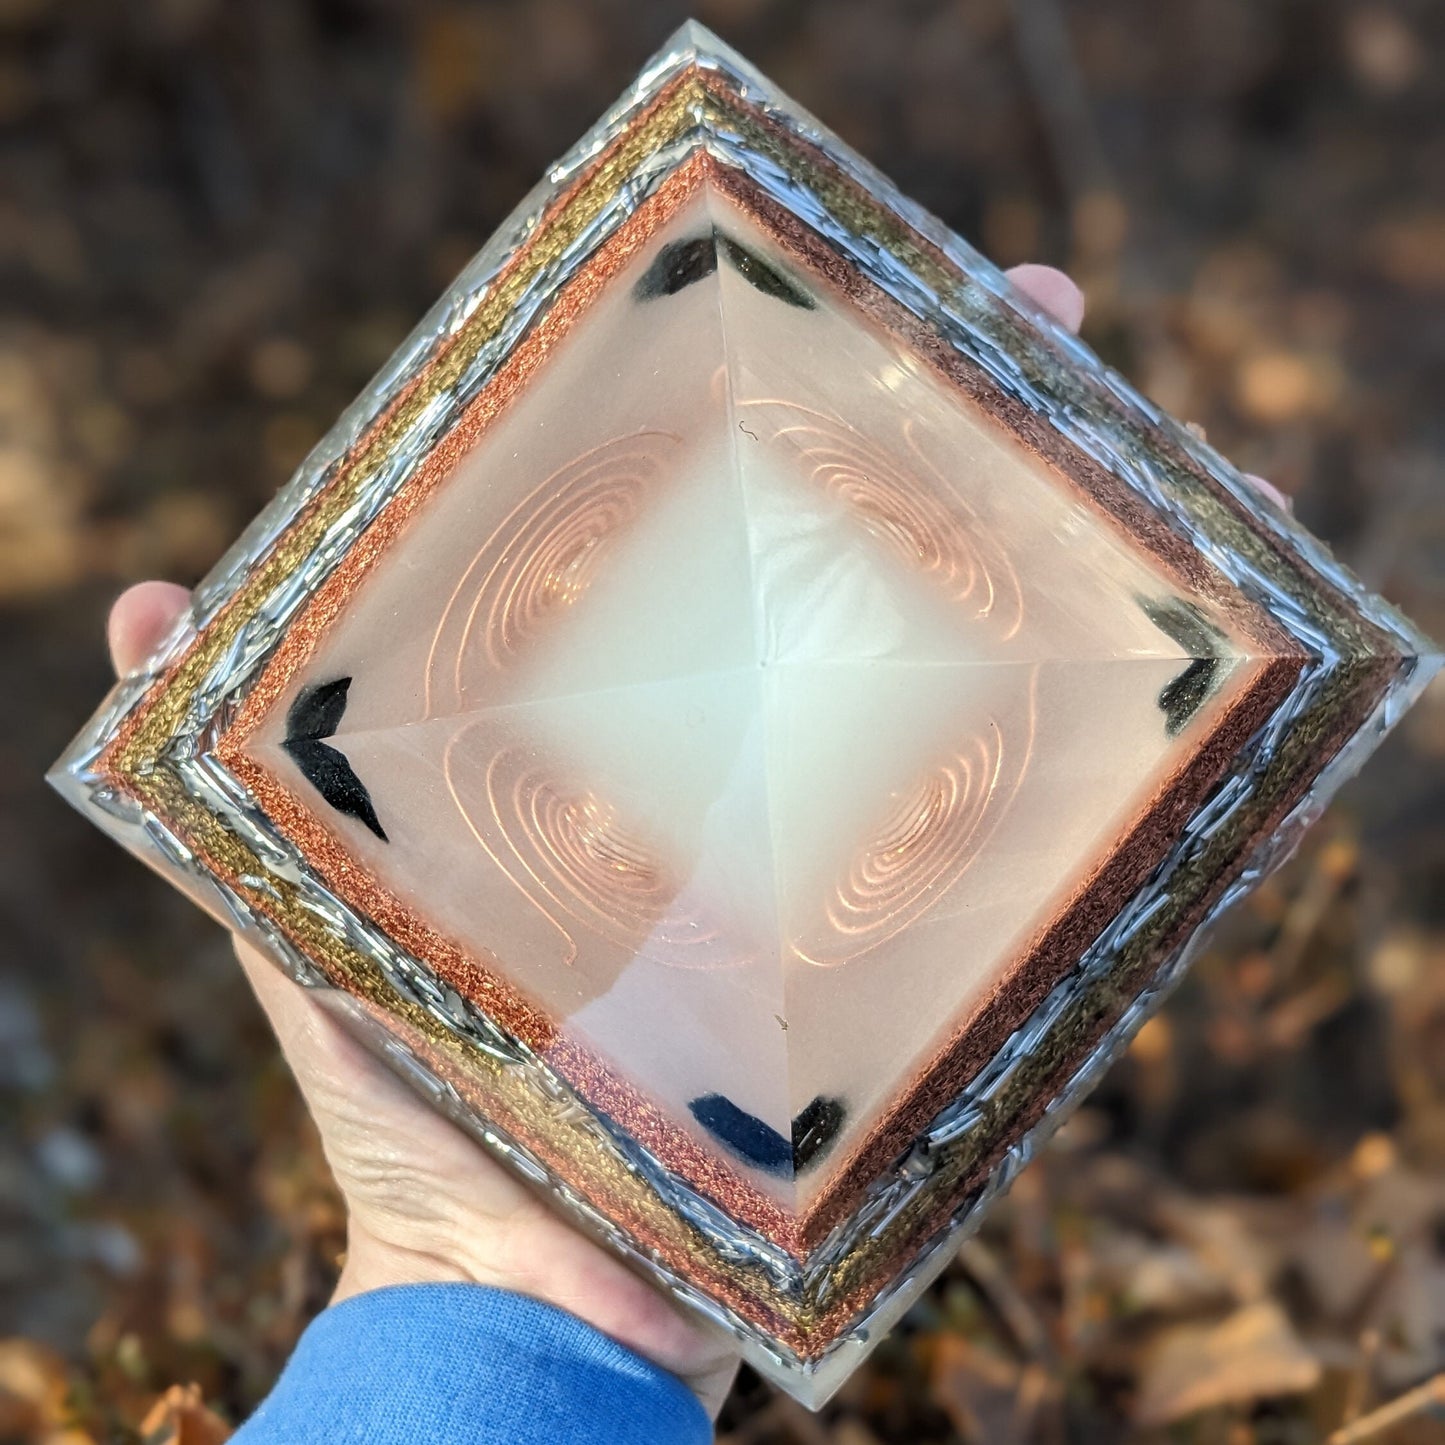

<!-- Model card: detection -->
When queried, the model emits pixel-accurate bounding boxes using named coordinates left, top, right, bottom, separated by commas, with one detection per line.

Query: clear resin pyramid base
left=51, top=24, right=1439, bottom=1407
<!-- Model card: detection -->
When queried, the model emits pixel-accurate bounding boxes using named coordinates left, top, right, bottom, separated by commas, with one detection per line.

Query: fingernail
left=1244, top=473, right=1293, bottom=512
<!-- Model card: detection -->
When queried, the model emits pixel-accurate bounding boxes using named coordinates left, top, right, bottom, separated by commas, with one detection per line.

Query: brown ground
left=2, top=1, right=1442, bottom=1441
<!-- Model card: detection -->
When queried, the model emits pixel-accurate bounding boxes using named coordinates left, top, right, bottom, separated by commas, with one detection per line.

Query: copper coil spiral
left=444, top=732, right=733, bottom=974
left=808, top=729, right=1012, bottom=965
left=426, top=431, right=682, bottom=716
left=739, top=401, right=1024, bottom=640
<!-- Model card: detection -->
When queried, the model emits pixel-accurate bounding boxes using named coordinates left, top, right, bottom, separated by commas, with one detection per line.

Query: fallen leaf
left=931, top=1334, right=1022, bottom=1443
left=1234, top=350, right=1342, bottom=424
left=1369, top=213, right=1445, bottom=290
left=0, top=1338, right=69, bottom=1437
left=138, top=1384, right=232, bottom=1445
left=1343, top=7, right=1424, bottom=94
left=931, top=1335, right=1059, bottom=1445
left=1133, top=1301, right=1321, bottom=1425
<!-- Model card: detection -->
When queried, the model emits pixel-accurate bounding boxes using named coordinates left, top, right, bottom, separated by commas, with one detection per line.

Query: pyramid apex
left=649, top=19, right=769, bottom=85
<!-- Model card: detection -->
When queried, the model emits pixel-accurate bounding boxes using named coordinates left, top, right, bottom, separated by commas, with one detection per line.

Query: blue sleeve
left=230, top=1283, right=713, bottom=1444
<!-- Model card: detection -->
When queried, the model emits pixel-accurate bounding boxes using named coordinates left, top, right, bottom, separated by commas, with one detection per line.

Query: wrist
left=328, top=1214, right=740, bottom=1416
left=332, top=1218, right=487, bottom=1304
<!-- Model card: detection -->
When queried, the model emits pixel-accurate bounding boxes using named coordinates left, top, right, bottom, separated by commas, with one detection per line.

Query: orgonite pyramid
left=51, top=23, right=1439, bottom=1406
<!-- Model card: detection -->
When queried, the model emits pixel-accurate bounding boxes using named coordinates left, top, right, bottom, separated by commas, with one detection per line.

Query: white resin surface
left=246, top=187, right=1253, bottom=1208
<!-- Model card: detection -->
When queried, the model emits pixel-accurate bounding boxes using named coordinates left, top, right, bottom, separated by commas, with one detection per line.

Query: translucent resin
left=50, top=23, right=1439, bottom=1407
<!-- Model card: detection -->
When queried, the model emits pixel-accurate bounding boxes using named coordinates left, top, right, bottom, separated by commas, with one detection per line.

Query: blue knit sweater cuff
left=230, top=1283, right=713, bottom=1444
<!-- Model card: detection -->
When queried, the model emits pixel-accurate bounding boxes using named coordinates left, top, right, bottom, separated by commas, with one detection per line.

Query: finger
left=230, top=937, right=538, bottom=1207
left=233, top=938, right=344, bottom=1069
left=998, top=272, right=1292, bottom=514
left=108, top=581, right=191, bottom=677
left=1006, top=263, right=1086, bottom=334
left=1244, top=471, right=1294, bottom=511
left=232, top=938, right=398, bottom=1102
left=229, top=937, right=472, bottom=1151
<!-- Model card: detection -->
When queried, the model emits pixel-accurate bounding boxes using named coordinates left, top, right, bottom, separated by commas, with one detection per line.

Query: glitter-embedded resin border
left=51, top=22, right=1439, bottom=1408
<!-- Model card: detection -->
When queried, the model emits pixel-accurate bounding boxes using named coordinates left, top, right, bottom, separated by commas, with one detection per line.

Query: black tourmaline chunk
left=283, top=677, right=388, bottom=841
left=717, top=234, right=814, bottom=309
left=285, top=675, right=351, bottom=740
left=1157, top=657, right=1221, bottom=736
left=1140, top=596, right=1228, bottom=736
left=633, top=229, right=814, bottom=310
left=689, top=1091, right=847, bottom=1176
left=690, top=1093, right=792, bottom=1175
left=791, top=1095, right=846, bottom=1172
left=633, top=234, right=719, bottom=300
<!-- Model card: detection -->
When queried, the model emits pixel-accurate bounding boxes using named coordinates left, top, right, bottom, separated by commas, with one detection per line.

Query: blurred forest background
left=2, top=1, right=1443, bottom=1441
